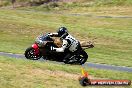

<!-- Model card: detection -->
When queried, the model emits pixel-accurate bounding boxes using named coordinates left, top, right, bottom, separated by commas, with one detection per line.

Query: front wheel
left=25, top=47, right=41, bottom=60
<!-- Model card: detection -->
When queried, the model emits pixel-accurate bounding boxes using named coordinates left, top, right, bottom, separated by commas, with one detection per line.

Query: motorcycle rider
left=48, top=27, right=83, bottom=62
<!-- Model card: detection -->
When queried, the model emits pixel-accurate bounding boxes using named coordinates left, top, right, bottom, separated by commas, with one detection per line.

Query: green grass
left=93, top=0, right=132, bottom=6
left=0, top=8, right=132, bottom=67
left=0, top=56, right=132, bottom=88
left=0, top=56, right=81, bottom=88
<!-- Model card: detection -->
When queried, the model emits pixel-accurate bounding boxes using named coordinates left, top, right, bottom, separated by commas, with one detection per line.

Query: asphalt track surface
left=0, top=52, right=132, bottom=72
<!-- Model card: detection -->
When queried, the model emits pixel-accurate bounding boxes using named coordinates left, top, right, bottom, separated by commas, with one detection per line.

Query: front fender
left=32, top=43, right=39, bottom=55
left=32, top=43, right=39, bottom=49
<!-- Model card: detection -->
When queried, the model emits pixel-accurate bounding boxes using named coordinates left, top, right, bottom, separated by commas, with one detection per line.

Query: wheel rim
left=27, top=49, right=40, bottom=60
left=78, top=55, right=86, bottom=64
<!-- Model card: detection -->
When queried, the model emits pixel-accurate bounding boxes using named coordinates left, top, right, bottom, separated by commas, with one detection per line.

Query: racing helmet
left=57, top=27, right=68, bottom=37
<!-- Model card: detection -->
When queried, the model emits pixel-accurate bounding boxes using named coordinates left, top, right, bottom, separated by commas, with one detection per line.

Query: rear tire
left=25, top=47, right=41, bottom=60
left=78, top=50, right=88, bottom=65
left=63, top=51, right=88, bottom=65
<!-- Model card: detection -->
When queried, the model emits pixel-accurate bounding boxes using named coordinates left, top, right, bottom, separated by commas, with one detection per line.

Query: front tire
left=25, top=47, right=41, bottom=60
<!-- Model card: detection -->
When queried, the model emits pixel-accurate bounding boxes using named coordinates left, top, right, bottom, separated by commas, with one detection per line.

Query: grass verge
left=0, top=56, right=132, bottom=88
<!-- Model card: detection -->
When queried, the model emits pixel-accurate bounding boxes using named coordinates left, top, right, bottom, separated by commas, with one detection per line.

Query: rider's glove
left=50, top=46, right=56, bottom=51
left=38, top=40, right=44, bottom=46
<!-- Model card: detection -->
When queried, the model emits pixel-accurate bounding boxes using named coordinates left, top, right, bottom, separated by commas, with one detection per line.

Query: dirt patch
left=30, top=69, right=96, bottom=80
left=31, top=69, right=79, bottom=80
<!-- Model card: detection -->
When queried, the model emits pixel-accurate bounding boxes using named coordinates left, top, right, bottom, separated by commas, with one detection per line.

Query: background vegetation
left=1, top=0, right=132, bottom=7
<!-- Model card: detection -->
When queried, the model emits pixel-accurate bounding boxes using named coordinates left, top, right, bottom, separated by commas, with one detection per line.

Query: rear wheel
left=78, top=50, right=88, bottom=65
left=25, top=47, right=41, bottom=60
left=63, top=51, right=88, bottom=65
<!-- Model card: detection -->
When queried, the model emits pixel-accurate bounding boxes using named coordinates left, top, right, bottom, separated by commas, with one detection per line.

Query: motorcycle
left=24, top=33, right=91, bottom=65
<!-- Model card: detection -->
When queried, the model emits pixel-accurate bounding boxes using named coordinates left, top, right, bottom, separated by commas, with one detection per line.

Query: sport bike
left=25, top=33, right=90, bottom=65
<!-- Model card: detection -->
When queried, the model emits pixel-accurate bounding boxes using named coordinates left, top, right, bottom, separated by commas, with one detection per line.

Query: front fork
left=32, top=43, right=40, bottom=56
